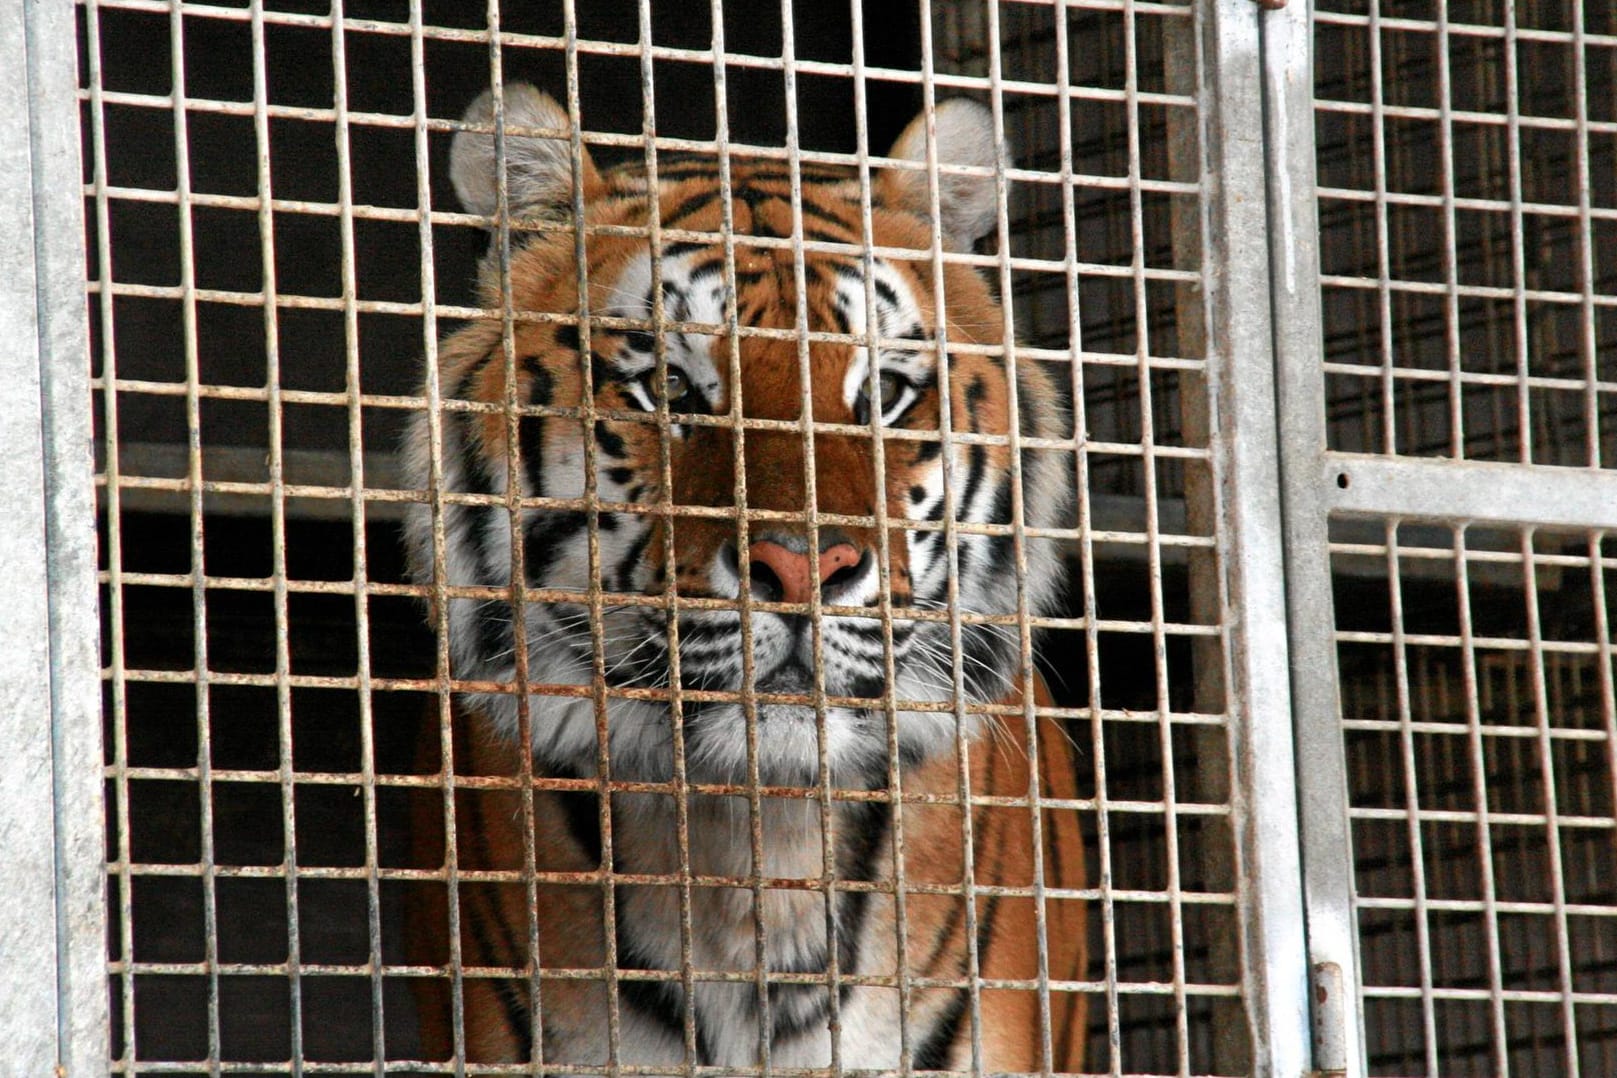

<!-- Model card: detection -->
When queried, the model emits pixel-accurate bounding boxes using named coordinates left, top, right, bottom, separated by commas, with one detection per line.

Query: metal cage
left=5, top=0, right=1610, bottom=1075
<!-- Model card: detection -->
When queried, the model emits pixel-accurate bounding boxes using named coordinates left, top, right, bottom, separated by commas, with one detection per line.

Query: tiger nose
left=748, top=539, right=865, bottom=605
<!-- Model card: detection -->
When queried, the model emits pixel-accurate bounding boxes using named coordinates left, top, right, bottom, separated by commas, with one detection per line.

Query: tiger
left=403, top=82, right=1088, bottom=1072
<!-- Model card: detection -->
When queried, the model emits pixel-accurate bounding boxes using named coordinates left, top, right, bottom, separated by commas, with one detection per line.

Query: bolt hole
left=1336, top=472, right=1350, bottom=490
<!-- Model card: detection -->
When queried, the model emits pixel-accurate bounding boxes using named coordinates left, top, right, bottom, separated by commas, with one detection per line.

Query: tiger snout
left=718, top=528, right=876, bottom=607
left=688, top=525, right=888, bottom=707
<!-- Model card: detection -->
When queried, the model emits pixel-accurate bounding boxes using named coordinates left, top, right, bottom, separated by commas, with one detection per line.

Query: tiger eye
left=879, top=371, right=909, bottom=413
left=663, top=368, right=689, bottom=403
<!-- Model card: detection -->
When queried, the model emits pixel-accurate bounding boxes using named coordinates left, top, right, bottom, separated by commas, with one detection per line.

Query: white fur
left=451, top=84, right=579, bottom=219
left=884, top=97, right=1006, bottom=252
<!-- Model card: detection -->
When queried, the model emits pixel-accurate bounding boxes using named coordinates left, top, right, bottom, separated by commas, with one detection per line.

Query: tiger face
left=404, top=85, right=1074, bottom=788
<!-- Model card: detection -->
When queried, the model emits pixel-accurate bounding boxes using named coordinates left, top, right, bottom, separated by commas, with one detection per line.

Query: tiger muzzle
left=744, top=531, right=870, bottom=606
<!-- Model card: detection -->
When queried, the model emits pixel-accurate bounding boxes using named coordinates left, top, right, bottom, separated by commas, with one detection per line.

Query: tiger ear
left=450, top=83, right=600, bottom=220
left=878, top=99, right=1004, bottom=252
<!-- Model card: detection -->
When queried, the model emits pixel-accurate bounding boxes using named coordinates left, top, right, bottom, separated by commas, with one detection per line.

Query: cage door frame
left=1260, top=0, right=1370, bottom=1073
left=0, top=0, right=108, bottom=1071
left=1192, top=0, right=1317, bottom=1073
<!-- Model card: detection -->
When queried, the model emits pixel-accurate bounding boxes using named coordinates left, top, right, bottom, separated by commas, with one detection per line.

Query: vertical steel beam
left=0, top=2, right=61, bottom=1067
left=1261, top=0, right=1366, bottom=1073
left=1198, top=0, right=1312, bottom=1072
left=0, top=0, right=106, bottom=1072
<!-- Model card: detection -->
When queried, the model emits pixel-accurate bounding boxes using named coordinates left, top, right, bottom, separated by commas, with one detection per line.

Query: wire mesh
left=1314, top=0, right=1617, bottom=467
left=1308, top=1, right=1617, bottom=1072
left=80, top=0, right=1243, bottom=1074
left=1332, top=521, right=1617, bottom=1074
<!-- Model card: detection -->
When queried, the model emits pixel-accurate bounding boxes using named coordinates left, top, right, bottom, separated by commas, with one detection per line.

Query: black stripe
left=963, top=374, right=987, bottom=420
left=912, top=990, right=967, bottom=1071
left=659, top=241, right=712, bottom=262
left=460, top=775, right=536, bottom=1059
left=918, top=741, right=1001, bottom=1073
left=662, top=191, right=721, bottom=229
left=614, top=918, right=705, bottom=1062
left=542, top=763, right=603, bottom=866
left=595, top=423, right=628, bottom=459
left=753, top=942, right=835, bottom=1041
left=522, top=510, right=586, bottom=586
left=590, top=352, right=625, bottom=395
left=739, top=188, right=780, bottom=238
left=872, top=276, right=902, bottom=311
left=960, top=445, right=987, bottom=525
left=832, top=799, right=890, bottom=985
left=912, top=807, right=1007, bottom=1070
left=452, top=413, right=510, bottom=666
left=805, top=226, right=854, bottom=247
left=920, top=888, right=966, bottom=974
left=685, top=259, right=725, bottom=288
left=1047, top=805, right=1084, bottom=1068
left=794, top=197, right=857, bottom=233
left=615, top=523, right=656, bottom=593
left=518, top=363, right=553, bottom=506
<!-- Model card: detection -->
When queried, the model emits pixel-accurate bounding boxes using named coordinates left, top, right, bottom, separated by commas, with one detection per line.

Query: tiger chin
left=404, top=83, right=1088, bottom=1072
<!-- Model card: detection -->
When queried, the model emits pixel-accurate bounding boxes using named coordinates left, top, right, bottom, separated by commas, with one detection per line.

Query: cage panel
left=1332, top=520, right=1617, bottom=1073
left=1314, top=0, right=1617, bottom=470
left=67, top=0, right=1271, bottom=1073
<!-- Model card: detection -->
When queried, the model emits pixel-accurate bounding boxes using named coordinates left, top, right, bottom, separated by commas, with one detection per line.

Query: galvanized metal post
left=1260, top=0, right=1369, bottom=1073
left=0, top=0, right=106, bottom=1073
left=1198, top=0, right=1313, bottom=1072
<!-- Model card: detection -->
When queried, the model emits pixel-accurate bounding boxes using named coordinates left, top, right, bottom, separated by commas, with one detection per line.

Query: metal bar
left=1362, top=0, right=1396, bottom=456
left=1452, top=527, right=1511, bottom=1075
left=1111, top=0, right=1195, bottom=1068
left=1260, top=0, right=1370, bottom=1069
left=323, top=6, right=387, bottom=1065
left=1328, top=454, right=1617, bottom=530
left=1570, top=0, right=1601, bottom=469
left=979, top=3, right=1060, bottom=1073
left=0, top=1, right=66, bottom=1069
left=1198, top=0, right=1312, bottom=1072
left=553, top=0, right=624, bottom=1063
left=913, top=2, right=986, bottom=1071
left=1434, top=0, right=1466, bottom=461
left=773, top=2, right=848, bottom=1072
left=698, top=0, right=777, bottom=1062
left=245, top=2, right=305, bottom=1068
left=1500, top=1, right=1531, bottom=465
left=402, top=0, right=468, bottom=1058
left=477, top=16, right=548, bottom=1070
left=79, top=0, right=1206, bottom=40
left=24, top=0, right=109, bottom=1071
left=842, top=7, right=961, bottom=1066
left=1383, top=524, right=1440, bottom=1073
left=1518, top=529, right=1582, bottom=1073
left=628, top=2, right=700, bottom=1068
left=159, top=0, right=226, bottom=1069
left=81, top=0, right=139, bottom=1066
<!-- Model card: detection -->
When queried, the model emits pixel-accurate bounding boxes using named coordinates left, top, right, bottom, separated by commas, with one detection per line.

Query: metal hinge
left=1305, top=962, right=1349, bottom=1077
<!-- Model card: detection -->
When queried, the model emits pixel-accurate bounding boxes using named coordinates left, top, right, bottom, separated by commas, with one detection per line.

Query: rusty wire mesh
left=82, top=0, right=1243, bottom=1073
